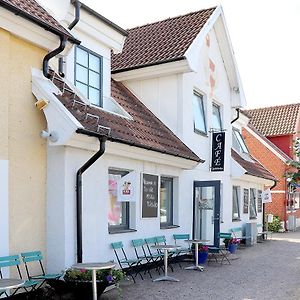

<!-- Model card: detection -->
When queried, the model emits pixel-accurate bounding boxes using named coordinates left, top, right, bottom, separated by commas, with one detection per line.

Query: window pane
left=160, top=177, right=173, bottom=225
left=108, top=171, right=129, bottom=228
left=249, top=188, right=257, bottom=218
left=89, top=87, right=100, bottom=105
left=89, top=53, right=100, bottom=72
left=257, top=190, right=262, bottom=213
left=89, top=70, right=100, bottom=89
left=212, top=104, right=222, bottom=130
left=76, top=64, right=88, bottom=84
left=232, top=186, right=240, bottom=220
left=233, top=130, right=249, bottom=153
left=76, top=47, right=88, bottom=66
left=193, top=93, right=206, bottom=133
left=75, top=81, right=88, bottom=98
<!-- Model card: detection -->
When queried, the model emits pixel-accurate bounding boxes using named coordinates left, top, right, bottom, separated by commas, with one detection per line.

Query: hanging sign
left=141, top=173, right=159, bottom=218
left=117, top=171, right=137, bottom=202
left=262, top=188, right=272, bottom=203
left=211, top=132, right=225, bottom=172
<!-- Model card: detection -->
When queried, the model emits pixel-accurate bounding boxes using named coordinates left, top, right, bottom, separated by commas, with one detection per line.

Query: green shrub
left=268, top=216, right=282, bottom=232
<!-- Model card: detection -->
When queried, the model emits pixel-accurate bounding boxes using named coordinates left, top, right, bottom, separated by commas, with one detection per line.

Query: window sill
left=249, top=217, right=257, bottom=220
left=232, top=219, right=241, bottom=222
left=194, top=129, right=208, bottom=137
left=109, top=228, right=137, bottom=234
left=160, top=225, right=180, bottom=230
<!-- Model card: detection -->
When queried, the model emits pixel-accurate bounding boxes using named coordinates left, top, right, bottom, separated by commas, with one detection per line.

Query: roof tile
left=112, top=7, right=216, bottom=72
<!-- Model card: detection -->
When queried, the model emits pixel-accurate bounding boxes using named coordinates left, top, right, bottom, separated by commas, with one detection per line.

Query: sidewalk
left=102, top=231, right=300, bottom=300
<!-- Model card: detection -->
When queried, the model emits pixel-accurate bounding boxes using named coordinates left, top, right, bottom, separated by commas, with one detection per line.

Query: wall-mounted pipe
left=69, top=0, right=81, bottom=30
left=43, top=36, right=67, bottom=78
left=76, top=136, right=107, bottom=263
left=231, top=108, right=240, bottom=124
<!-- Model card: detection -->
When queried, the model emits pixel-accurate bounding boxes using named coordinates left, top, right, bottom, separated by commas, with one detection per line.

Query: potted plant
left=224, top=237, right=240, bottom=254
left=191, top=244, right=209, bottom=264
left=49, top=268, right=124, bottom=300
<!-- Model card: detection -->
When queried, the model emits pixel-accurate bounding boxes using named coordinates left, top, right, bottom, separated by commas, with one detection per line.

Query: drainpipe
left=43, top=36, right=67, bottom=78
left=263, top=180, right=277, bottom=231
left=231, top=108, right=240, bottom=124
left=76, top=136, right=107, bottom=263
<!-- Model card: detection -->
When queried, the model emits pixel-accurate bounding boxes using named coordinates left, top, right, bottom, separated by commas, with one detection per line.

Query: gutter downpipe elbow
left=76, top=136, right=107, bottom=263
left=231, top=108, right=240, bottom=124
left=69, top=0, right=81, bottom=30
left=43, top=36, right=67, bottom=78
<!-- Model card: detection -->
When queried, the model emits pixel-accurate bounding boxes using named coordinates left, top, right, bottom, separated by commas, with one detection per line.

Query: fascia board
left=112, top=59, right=191, bottom=82
left=231, top=156, right=246, bottom=178
left=240, top=174, right=274, bottom=186
left=245, top=126, right=289, bottom=163
left=0, top=7, right=61, bottom=51
left=31, top=68, right=83, bottom=146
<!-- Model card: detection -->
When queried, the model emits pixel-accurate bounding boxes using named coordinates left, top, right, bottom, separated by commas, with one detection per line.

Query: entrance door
left=193, top=181, right=220, bottom=247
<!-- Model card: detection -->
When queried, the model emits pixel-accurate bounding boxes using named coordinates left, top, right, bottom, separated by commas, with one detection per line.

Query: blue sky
left=83, top=0, right=300, bottom=108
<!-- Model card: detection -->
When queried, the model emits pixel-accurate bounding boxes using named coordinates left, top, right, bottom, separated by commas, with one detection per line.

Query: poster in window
left=142, top=173, right=159, bottom=218
left=243, top=189, right=249, bottom=214
left=117, top=171, right=137, bottom=202
left=211, top=132, right=225, bottom=172
left=257, top=190, right=262, bottom=213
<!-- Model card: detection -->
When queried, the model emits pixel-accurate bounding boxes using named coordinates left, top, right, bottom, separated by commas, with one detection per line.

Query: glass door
left=193, top=181, right=220, bottom=247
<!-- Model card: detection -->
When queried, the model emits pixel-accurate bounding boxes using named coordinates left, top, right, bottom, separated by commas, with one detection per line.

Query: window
left=243, top=188, right=249, bottom=214
left=193, top=92, right=207, bottom=134
left=160, top=177, right=173, bottom=227
left=232, top=128, right=249, bottom=154
left=212, top=103, right=222, bottom=130
left=232, top=186, right=240, bottom=221
left=257, top=190, right=262, bottom=213
left=75, top=46, right=102, bottom=106
left=249, top=188, right=257, bottom=219
left=108, top=169, right=129, bottom=231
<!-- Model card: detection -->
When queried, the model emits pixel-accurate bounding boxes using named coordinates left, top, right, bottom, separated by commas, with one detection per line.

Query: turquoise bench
left=229, top=227, right=251, bottom=244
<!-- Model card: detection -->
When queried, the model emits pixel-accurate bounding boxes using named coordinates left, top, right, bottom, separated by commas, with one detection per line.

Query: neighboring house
left=1, top=0, right=277, bottom=275
left=243, top=122, right=300, bottom=229
left=0, top=0, right=78, bottom=276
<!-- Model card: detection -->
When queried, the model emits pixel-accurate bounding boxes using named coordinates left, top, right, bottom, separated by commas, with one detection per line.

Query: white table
left=0, top=278, right=25, bottom=295
left=151, top=245, right=180, bottom=282
left=184, top=239, right=210, bottom=271
left=72, top=262, right=115, bottom=300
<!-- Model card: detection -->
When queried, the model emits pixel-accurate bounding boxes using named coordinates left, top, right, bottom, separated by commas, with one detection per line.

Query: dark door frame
left=193, top=180, right=221, bottom=247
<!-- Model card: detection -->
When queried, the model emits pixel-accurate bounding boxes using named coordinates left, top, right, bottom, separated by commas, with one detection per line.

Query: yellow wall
left=0, top=28, right=47, bottom=260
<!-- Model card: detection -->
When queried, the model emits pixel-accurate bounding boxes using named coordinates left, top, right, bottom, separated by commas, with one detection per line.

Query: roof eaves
left=0, top=0, right=80, bottom=44
left=112, top=56, right=186, bottom=73
left=77, top=1, right=128, bottom=37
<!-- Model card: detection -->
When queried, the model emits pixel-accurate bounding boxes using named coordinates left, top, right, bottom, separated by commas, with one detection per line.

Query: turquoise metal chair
left=111, top=241, right=143, bottom=283
left=208, top=233, right=232, bottom=265
left=0, top=255, right=39, bottom=296
left=21, top=251, right=62, bottom=286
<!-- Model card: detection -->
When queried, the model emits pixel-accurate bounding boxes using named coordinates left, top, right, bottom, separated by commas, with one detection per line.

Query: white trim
left=245, top=126, right=289, bottom=162
left=271, top=190, right=286, bottom=194
left=0, top=160, right=9, bottom=277
left=0, top=7, right=63, bottom=51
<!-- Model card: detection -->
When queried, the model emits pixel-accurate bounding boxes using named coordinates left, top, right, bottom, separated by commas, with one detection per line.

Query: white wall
left=0, top=160, right=9, bottom=277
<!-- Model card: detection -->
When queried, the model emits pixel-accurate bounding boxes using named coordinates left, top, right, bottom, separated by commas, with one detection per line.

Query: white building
left=32, top=1, right=276, bottom=272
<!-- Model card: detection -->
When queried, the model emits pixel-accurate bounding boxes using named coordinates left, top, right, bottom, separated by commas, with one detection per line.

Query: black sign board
left=142, top=173, right=159, bottom=218
left=257, top=190, right=262, bottom=213
left=243, top=189, right=249, bottom=214
left=211, top=132, right=225, bottom=172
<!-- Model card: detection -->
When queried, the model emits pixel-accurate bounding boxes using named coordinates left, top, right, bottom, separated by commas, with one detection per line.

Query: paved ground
left=101, top=231, right=300, bottom=300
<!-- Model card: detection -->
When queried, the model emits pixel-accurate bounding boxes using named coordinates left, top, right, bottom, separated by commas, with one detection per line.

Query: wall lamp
left=40, top=130, right=59, bottom=142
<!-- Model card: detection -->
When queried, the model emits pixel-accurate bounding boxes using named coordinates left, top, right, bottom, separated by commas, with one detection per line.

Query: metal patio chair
left=21, top=251, right=62, bottom=287
left=144, top=237, right=164, bottom=274
left=155, top=235, right=176, bottom=270
left=0, top=255, right=39, bottom=296
left=111, top=241, right=143, bottom=283
left=208, top=233, right=232, bottom=265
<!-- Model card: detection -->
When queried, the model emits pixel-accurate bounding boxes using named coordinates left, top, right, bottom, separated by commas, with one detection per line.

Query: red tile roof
left=111, top=7, right=216, bottom=72
left=51, top=73, right=202, bottom=162
left=0, top=0, right=79, bottom=43
left=244, top=103, right=300, bottom=136
left=231, top=149, right=277, bottom=181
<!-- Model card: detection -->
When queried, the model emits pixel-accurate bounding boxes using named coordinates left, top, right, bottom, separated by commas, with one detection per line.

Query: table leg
left=195, top=243, right=199, bottom=268
left=164, top=249, right=168, bottom=277
left=92, top=269, right=97, bottom=300
left=185, top=242, right=204, bottom=271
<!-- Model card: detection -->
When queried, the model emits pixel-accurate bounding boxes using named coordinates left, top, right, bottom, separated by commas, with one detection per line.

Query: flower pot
left=228, top=243, right=238, bottom=254
left=194, top=251, right=208, bottom=264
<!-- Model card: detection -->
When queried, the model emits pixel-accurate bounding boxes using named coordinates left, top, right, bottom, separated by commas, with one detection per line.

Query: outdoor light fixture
left=35, top=98, right=49, bottom=110
left=232, top=87, right=240, bottom=93
left=40, top=130, right=59, bottom=142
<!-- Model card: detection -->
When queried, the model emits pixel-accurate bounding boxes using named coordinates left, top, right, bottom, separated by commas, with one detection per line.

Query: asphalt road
left=102, top=231, right=300, bottom=300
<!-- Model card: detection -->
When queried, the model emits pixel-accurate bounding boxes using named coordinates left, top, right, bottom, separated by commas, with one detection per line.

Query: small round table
left=72, top=262, right=115, bottom=300
left=184, top=239, right=210, bottom=271
left=151, top=245, right=180, bottom=282
left=0, top=279, right=25, bottom=295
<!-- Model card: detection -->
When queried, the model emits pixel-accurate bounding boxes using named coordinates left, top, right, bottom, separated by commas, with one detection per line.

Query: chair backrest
left=230, top=227, right=243, bottom=238
left=218, top=232, right=232, bottom=240
left=144, top=237, right=157, bottom=255
left=111, top=242, right=124, bottom=249
left=155, top=236, right=166, bottom=245
left=0, top=255, right=22, bottom=279
left=21, top=251, right=45, bottom=278
left=111, top=241, right=127, bottom=267
left=132, top=239, right=147, bottom=259
left=173, top=234, right=190, bottom=247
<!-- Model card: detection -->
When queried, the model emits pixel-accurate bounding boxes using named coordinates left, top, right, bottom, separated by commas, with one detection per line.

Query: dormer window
left=75, top=46, right=103, bottom=106
left=212, top=103, right=222, bottom=130
left=232, top=128, right=249, bottom=154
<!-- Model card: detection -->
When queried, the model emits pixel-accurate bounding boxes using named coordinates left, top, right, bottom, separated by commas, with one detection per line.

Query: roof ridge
left=126, top=6, right=217, bottom=31
left=245, top=102, right=300, bottom=112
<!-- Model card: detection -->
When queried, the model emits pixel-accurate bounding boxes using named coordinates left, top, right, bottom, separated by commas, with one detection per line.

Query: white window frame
left=232, top=128, right=249, bottom=154
left=193, top=91, right=207, bottom=135
left=232, top=186, right=241, bottom=221
left=212, top=103, right=222, bottom=131
left=249, top=188, right=257, bottom=219
left=160, top=177, right=174, bottom=227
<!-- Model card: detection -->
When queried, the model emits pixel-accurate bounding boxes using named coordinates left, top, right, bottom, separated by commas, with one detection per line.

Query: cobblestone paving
left=102, top=231, right=300, bottom=300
